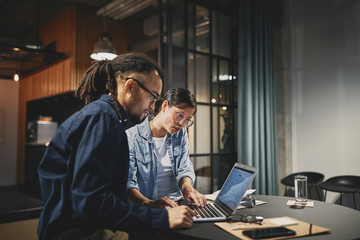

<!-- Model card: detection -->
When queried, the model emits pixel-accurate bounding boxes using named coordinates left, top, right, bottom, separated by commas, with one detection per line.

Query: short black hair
left=155, top=88, right=197, bottom=114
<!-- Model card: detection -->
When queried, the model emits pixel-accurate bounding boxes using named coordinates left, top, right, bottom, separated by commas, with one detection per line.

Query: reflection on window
left=219, top=60, right=233, bottom=105
left=212, top=154, right=236, bottom=190
left=234, top=108, right=238, bottom=152
left=219, top=107, right=235, bottom=152
left=171, top=0, right=185, bottom=47
left=195, top=55, right=210, bottom=102
left=193, top=156, right=211, bottom=194
left=233, top=62, right=238, bottom=102
left=212, top=106, right=219, bottom=153
left=212, top=58, right=219, bottom=104
left=196, top=105, right=210, bottom=154
left=212, top=106, right=235, bottom=153
left=212, top=10, right=232, bottom=57
left=172, top=48, right=186, bottom=88
left=188, top=53, right=195, bottom=95
left=188, top=122, right=195, bottom=154
left=196, top=5, right=209, bottom=53
left=188, top=2, right=195, bottom=49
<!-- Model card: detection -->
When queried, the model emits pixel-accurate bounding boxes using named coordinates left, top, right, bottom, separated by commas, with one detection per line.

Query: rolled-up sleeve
left=175, top=129, right=196, bottom=186
left=126, top=133, right=139, bottom=191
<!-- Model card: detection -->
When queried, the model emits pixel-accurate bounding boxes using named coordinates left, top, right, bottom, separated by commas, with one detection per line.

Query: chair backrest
left=320, top=175, right=360, bottom=192
left=281, top=171, right=325, bottom=187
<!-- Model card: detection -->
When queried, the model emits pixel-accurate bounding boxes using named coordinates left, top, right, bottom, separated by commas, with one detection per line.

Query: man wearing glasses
left=123, top=77, right=160, bottom=127
left=37, top=53, right=195, bottom=240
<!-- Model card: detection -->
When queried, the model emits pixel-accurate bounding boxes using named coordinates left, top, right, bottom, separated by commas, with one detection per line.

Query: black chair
left=320, top=175, right=360, bottom=209
left=281, top=171, right=325, bottom=200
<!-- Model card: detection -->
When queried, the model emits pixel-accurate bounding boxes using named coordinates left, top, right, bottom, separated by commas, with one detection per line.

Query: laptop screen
left=215, top=164, right=256, bottom=213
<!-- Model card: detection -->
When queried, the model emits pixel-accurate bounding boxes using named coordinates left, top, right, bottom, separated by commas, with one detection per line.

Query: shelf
left=0, top=42, right=66, bottom=80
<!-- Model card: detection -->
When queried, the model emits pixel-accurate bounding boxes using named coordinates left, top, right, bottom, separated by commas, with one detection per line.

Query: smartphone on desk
left=243, top=226, right=296, bottom=239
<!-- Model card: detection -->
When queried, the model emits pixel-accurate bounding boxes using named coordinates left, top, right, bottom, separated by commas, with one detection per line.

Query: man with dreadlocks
left=37, top=52, right=195, bottom=240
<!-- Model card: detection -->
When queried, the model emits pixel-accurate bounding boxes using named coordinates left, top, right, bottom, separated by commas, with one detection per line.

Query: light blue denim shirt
left=126, top=116, right=196, bottom=200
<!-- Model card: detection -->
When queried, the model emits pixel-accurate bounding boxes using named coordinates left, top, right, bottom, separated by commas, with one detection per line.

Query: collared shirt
left=126, top=116, right=196, bottom=200
left=37, top=94, right=169, bottom=240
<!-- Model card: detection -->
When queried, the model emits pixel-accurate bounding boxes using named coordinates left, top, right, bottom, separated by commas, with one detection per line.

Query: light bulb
left=14, top=73, right=19, bottom=81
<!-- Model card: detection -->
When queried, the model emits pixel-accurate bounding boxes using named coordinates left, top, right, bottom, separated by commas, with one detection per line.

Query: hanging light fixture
left=14, top=72, right=19, bottom=81
left=90, top=6, right=117, bottom=61
left=14, top=54, right=19, bottom=82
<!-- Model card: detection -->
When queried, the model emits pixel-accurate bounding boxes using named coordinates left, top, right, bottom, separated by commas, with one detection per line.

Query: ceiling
left=0, top=0, right=108, bottom=42
left=0, top=0, right=157, bottom=79
left=0, top=0, right=109, bottom=79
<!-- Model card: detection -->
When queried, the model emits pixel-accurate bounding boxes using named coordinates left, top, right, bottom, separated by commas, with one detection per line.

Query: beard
left=125, top=109, right=154, bottom=130
left=128, top=110, right=149, bottom=126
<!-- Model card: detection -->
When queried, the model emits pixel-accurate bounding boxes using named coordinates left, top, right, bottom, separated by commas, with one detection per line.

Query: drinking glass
left=294, top=175, right=307, bottom=203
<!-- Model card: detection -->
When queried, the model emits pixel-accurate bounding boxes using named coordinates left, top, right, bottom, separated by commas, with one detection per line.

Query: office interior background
left=0, top=0, right=359, bottom=206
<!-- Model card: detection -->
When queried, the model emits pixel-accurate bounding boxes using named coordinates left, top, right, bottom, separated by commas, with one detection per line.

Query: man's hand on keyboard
left=168, top=205, right=196, bottom=228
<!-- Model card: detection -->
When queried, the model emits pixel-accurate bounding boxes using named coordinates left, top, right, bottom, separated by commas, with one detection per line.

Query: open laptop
left=191, top=163, right=258, bottom=222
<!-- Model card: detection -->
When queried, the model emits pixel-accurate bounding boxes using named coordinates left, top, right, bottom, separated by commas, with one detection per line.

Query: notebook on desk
left=191, top=163, right=258, bottom=222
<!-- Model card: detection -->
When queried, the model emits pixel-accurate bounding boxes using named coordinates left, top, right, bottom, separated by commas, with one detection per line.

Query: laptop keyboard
left=191, top=203, right=226, bottom=219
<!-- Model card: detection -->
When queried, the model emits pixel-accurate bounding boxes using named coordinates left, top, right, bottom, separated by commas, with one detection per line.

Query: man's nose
left=148, top=101, right=156, bottom=113
left=149, top=101, right=155, bottom=109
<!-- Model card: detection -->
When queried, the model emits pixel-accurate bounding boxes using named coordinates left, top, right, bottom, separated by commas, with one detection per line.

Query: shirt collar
left=99, top=94, right=129, bottom=127
left=137, top=116, right=153, bottom=142
left=138, top=116, right=172, bottom=142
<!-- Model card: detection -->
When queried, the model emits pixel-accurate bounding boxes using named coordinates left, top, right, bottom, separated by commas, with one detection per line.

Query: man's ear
left=124, top=78, right=134, bottom=94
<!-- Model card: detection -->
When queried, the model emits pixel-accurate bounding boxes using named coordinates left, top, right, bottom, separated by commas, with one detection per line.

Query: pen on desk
left=309, top=223, right=313, bottom=235
left=231, top=227, right=241, bottom=230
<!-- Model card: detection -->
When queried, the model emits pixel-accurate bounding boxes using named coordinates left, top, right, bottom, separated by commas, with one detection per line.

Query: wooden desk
left=172, top=195, right=360, bottom=240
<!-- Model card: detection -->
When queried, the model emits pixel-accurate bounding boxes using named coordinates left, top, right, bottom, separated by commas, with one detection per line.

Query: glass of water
left=294, top=175, right=307, bottom=203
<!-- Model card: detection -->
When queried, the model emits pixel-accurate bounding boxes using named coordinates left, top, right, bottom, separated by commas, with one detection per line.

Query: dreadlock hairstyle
left=154, top=88, right=197, bottom=115
left=75, top=52, right=164, bottom=118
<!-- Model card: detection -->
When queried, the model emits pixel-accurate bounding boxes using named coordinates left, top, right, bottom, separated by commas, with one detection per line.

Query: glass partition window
left=171, top=0, right=185, bottom=47
left=188, top=53, right=195, bottom=95
left=193, top=54, right=210, bottom=102
left=161, top=0, right=238, bottom=192
left=212, top=11, right=232, bottom=57
left=195, top=5, right=210, bottom=53
left=212, top=106, right=219, bottom=153
left=212, top=58, right=219, bottom=104
left=219, top=59, right=232, bottom=105
left=219, top=107, right=235, bottom=152
left=212, top=154, right=237, bottom=190
left=192, top=156, right=211, bottom=194
left=172, top=48, right=186, bottom=88
left=195, top=105, right=211, bottom=154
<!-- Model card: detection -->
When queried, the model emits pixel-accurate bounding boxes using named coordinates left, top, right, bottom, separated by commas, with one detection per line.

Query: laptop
left=191, top=163, right=258, bottom=222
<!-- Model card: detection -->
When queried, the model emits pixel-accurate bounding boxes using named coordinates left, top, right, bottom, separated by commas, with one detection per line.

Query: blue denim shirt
left=38, top=95, right=168, bottom=240
left=126, top=116, right=196, bottom=200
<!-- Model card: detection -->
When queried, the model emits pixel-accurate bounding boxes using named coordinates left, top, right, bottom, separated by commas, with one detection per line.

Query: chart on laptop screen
left=217, top=167, right=254, bottom=210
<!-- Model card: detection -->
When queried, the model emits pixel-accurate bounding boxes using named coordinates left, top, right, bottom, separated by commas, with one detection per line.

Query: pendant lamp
left=90, top=7, right=117, bottom=61
left=14, top=55, right=19, bottom=81
left=90, top=32, right=117, bottom=60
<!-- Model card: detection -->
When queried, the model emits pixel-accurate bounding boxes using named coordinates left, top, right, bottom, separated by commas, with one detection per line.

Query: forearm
left=179, top=176, right=193, bottom=190
left=180, top=177, right=206, bottom=207
left=127, top=188, right=152, bottom=206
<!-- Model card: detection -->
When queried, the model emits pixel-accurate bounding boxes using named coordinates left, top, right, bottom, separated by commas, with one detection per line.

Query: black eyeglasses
left=125, top=77, right=159, bottom=103
left=174, top=112, right=194, bottom=128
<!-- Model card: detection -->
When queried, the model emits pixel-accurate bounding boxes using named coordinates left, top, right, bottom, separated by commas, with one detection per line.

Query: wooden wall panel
left=16, top=5, right=77, bottom=184
left=17, top=3, right=143, bottom=184
left=17, top=59, right=73, bottom=184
